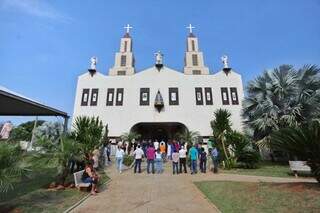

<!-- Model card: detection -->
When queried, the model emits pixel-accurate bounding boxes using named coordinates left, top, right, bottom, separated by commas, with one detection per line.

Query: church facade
left=72, top=26, right=244, bottom=142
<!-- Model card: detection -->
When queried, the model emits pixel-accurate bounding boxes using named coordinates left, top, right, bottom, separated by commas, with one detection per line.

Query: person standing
left=211, top=146, right=219, bottom=173
left=105, top=142, right=111, bottom=163
left=167, top=141, right=172, bottom=160
left=179, top=145, right=187, bottom=173
left=115, top=145, right=125, bottom=173
left=159, top=141, right=166, bottom=158
left=146, top=144, right=156, bottom=174
left=132, top=145, right=144, bottom=173
left=199, top=147, right=207, bottom=173
left=172, top=150, right=179, bottom=175
left=154, top=140, right=159, bottom=151
left=92, top=149, right=100, bottom=170
left=155, top=149, right=163, bottom=173
left=189, top=144, right=198, bottom=174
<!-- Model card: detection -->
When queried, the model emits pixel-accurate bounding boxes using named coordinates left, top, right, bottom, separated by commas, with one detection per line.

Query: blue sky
left=1, top=0, right=320, bottom=125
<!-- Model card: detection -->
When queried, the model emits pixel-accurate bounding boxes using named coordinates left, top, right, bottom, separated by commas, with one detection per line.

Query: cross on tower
left=186, top=24, right=195, bottom=34
left=124, top=24, right=133, bottom=34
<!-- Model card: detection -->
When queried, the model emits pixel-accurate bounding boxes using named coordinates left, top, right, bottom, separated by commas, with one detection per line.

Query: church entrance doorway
left=130, top=122, right=188, bottom=142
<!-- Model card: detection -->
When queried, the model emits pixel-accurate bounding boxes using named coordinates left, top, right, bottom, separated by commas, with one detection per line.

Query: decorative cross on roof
left=124, top=24, right=133, bottom=34
left=186, top=24, right=195, bottom=33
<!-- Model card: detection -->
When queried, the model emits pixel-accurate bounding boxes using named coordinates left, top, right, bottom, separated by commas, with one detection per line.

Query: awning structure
left=0, top=86, right=69, bottom=130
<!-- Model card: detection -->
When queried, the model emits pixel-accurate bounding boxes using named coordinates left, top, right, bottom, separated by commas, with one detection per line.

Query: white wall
left=72, top=66, right=244, bottom=137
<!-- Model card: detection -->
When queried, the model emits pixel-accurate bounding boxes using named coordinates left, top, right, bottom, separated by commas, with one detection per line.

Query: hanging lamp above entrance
left=154, top=90, right=164, bottom=112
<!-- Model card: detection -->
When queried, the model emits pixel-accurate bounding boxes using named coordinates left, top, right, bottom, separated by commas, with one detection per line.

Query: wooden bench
left=73, top=170, right=91, bottom=190
left=289, top=161, right=311, bottom=178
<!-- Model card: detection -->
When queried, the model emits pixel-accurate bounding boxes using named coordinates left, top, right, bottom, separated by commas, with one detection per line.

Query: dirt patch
left=271, top=182, right=320, bottom=193
left=0, top=204, right=20, bottom=213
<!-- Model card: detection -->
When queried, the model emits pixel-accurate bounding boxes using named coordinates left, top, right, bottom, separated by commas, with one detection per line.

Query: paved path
left=73, top=162, right=316, bottom=213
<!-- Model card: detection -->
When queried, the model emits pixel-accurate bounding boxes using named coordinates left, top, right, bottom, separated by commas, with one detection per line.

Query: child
left=172, top=150, right=179, bottom=175
left=199, top=147, right=207, bottom=173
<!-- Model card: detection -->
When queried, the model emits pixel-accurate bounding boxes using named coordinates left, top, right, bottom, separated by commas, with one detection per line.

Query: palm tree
left=243, top=64, right=320, bottom=145
left=175, top=129, right=200, bottom=146
left=120, top=131, right=141, bottom=153
left=72, top=116, right=104, bottom=160
left=0, top=143, right=30, bottom=193
left=270, top=121, right=320, bottom=183
left=35, top=135, right=81, bottom=184
left=211, top=109, right=232, bottom=162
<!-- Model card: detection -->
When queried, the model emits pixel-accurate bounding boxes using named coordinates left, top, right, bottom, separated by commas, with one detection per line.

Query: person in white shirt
left=132, top=145, right=144, bottom=173
left=179, top=145, right=188, bottom=173
left=115, top=145, right=125, bottom=173
left=167, top=141, right=172, bottom=160
left=153, top=140, right=159, bottom=150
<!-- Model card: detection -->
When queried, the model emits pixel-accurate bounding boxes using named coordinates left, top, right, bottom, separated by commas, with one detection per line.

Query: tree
left=211, top=109, right=232, bottom=166
left=10, top=120, right=45, bottom=141
left=35, top=135, right=81, bottom=184
left=120, top=131, right=141, bottom=153
left=175, top=129, right=200, bottom=146
left=243, top=64, right=320, bottom=145
left=101, top=125, right=109, bottom=145
left=72, top=116, right=104, bottom=160
left=0, top=143, right=30, bottom=194
left=270, top=121, right=320, bottom=183
left=34, top=121, right=64, bottom=142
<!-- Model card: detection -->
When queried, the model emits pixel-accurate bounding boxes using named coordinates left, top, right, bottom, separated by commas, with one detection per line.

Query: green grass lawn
left=0, top=154, right=110, bottom=212
left=195, top=181, right=320, bottom=213
left=221, top=161, right=301, bottom=178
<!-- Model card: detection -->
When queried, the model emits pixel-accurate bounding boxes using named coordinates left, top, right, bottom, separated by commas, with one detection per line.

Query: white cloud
left=0, top=0, right=72, bottom=23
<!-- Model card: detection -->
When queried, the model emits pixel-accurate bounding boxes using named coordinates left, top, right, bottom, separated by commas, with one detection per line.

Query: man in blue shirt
left=211, top=147, right=219, bottom=173
left=188, top=144, right=198, bottom=174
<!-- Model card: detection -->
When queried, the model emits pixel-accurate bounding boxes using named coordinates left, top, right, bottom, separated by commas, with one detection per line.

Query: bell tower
left=109, top=24, right=135, bottom=76
left=183, top=24, right=209, bottom=75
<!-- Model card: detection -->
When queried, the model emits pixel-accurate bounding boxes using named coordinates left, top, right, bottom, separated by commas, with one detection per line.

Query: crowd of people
left=78, top=139, right=219, bottom=196
left=113, top=139, right=220, bottom=175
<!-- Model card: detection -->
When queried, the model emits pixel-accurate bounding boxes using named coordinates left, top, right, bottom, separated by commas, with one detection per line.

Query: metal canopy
left=0, top=86, right=68, bottom=117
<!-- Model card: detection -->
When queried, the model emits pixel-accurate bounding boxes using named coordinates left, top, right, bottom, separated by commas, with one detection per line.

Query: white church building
left=72, top=25, right=244, bottom=142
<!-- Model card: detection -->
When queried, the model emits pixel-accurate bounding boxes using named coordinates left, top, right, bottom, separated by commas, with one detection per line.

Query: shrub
left=226, top=131, right=260, bottom=169
left=270, top=121, right=320, bottom=183
left=122, top=155, right=134, bottom=167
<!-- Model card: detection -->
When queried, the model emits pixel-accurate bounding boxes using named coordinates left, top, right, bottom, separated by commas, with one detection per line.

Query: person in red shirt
left=146, top=144, right=156, bottom=174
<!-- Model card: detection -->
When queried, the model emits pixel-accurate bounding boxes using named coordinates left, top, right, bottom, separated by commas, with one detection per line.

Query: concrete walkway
left=73, top=162, right=315, bottom=213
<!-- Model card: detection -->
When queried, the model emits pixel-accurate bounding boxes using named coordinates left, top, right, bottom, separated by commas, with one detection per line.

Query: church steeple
left=183, top=24, right=209, bottom=75
left=109, top=24, right=135, bottom=76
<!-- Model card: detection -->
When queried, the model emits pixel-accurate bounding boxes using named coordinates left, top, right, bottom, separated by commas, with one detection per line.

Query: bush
left=122, top=155, right=134, bottom=167
left=236, top=148, right=261, bottom=169
left=226, top=131, right=261, bottom=169
left=270, top=121, right=320, bottom=183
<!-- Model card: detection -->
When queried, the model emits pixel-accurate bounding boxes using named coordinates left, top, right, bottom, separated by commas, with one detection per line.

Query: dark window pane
left=221, top=87, right=229, bottom=105
left=191, top=40, right=195, bottom=51
left=124, top=41, right=127, bottom=52
left=230, top=87, right=239, bottom=105
left=90, top=88, right=99, bottom=106
left=205, top=87, right=213, bottom=105
left=169, top=88, right=179, bottom=105
left=140, top=88, right=150, bottom=106
left=106, top=88, right=115, bottom=106
left=81, top=89, right=90, bottom=106
left=120, top=55, right=126, bottom=67
left=192, top=70, right=201, bottom=75
left=116, top=88, right=124, bottom=106
left=192, top=54, right=198, bottom=66
left=117, top=70, right=126, bottom=75
left=195, top=87, right=203, bottom=105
